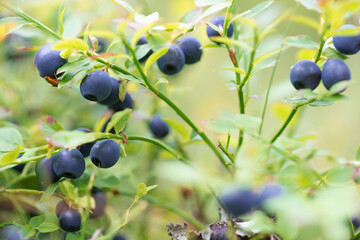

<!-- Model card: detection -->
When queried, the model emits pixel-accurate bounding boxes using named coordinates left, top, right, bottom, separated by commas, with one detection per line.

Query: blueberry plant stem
left=0, top=188, right=64, bottom=199
left=120, top=36, right=231, bottom=172
left=259, top=3, right=299, bottom=135
left=314, top=22, right=330, bottom=63
left=270, top=106, right=298, bottom=143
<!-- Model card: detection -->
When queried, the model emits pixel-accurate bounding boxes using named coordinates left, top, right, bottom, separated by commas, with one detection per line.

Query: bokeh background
left=1, top=0, right=360, bottom=239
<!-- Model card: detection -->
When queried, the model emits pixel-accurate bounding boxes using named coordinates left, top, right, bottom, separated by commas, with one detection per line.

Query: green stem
left=270, top=106, right=298, bottom=143
left=0, top=188, right=64, bottom=199
left=0, top=1, right=62, bottom=40
left=119, top=36, right=231, bottom=172
left=353, top=231, right=360, bottom=240
left=218, top=142, right=235, bottom=163
left=119, top=190, right=206, bottom=230
left=259, top=3, right=299, bottom=135
left=314, top=23, right=330, bottom=63
left=127, top=135, right=189, bottom=164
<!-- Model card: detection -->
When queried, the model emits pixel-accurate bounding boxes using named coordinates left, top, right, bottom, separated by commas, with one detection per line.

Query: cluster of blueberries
left=290, top=24, right=360, bottom=92
left=220, top=183, right=283, bottom=217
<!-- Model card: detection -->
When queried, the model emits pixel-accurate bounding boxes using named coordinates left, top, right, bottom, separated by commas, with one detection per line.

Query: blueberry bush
left=0, top=0, right=360, bottom=239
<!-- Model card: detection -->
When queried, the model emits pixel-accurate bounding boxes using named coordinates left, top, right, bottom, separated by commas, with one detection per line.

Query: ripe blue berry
left=108, top=92, right=134, bottom=111
left=177, top=36, right=203, bottom=64
left=75, top=128, right=96, bottom=158
left=0, top=225, right=23, bottom=240
left=80, top=70, right=112, bottom=102
left=290, top=60, right=321, bottom=90
left=333, top=24, right=360, bottom=55
left=149, top=115, right=170, bottom=138
left=98, top=78, right=121, bottom=106
left=321, top=59, right=351, bottom=91
left=90, top=188, right=106, bottom=218
left=90, top=139, right=121, bottom=168
left=52, top=149, right=85, bottom=179
left=206, top=15, right=233, bottom=42
left=58, top=209, right=81, bottom=232
left=35, top=44, right=68, bottom=78
left=157, top=44, right=185, bottom=75
left=136, top=36, right=153, bottom=62
left=35, top=156, right=60, bottom=186
left=220, top=187, right=258, bottom=216
left=113, top=235, right=126, bottom=240
left=256, top=184, right=283, bottom=210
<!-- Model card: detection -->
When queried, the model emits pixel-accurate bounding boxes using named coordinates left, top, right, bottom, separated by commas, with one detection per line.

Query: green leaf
left=53, top=38, right=89, bottom=51
left=59, top=181, right=77, bottom=201
left=235, top=114, right=262, bottom=134
left=39, top=115, right=64, bottom=143
left=194, top=0, right=228, bottom=7
left=356, top=146, right=360, bottom=161
left=116, top=74, right=144, bottom=84
left=0, top=127, right=23, bottom=152
left=136, top=182, right=147, bottom=199
left=241, top=0, right=274, bottom=19
left=38, top=222, right=59, bottom=233
left=278, top=164, right=317, bottom=189
left=57, top=58, right=91, bottom=74
left=0, top=1, right=62, bottom=40
left=22, top=225, right=36, bottom=239
left=94, top=175, right=121, bottom=188
left=154, top=78, right=169, bottom=89
left=135, top=44, right=152, bottom=61
left=66, top=233, right=80, bottom=240
left=110, top=0, right=137, bottom=14
left=106, top=109, right=132, bottom=134
left=119, top=80, right=128, bottom=102
left=283, top=35, right=318, bottom=49
left=328, top=81, right=350, bottom=94
left=193, top=2, right=230, bottom=24
left=30, top=215, right=46, bottom=228
left=0, top=146, right=21, bottom=167
left=40, top=182, right=59, bottom=203
left=143, top=46, right=169, bottom=73
left=298, top=0, right=323, bottom=13
left=58, top=2, right=65, bottom=36
left=162, top=118, right=189, bottom=140
left=206, top=118, right=238, bottom=133
left=49, top=130, right=97, bottom=149
left=324, top=165, right=355, bottom=184
left=309, top=98, right=335, bottom=107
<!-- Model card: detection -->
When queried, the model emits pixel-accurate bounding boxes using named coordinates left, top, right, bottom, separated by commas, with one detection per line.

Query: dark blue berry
left=35, top=44, right=68, bottom=78
left=352, top=217, right=360, bottom=230
left=80, top=70, right=112, bottom=102
left=290, top=60, right=321, bottom=90
left=90, top=189, right=106, bottom=218
left=321, top=59, right=351, bottom=91
left=113, top=235, right=126, bottom=240
left=0, top=225, right=22, bottom=240
left=98, top=78, right=121, bottom=106
left=35, top=156, right=60, bottom=186
left=52, top=149, right=85, bottom=179
left=75, top=128, right=96, bottom=158
left=13, top=154, right=25, bottom=172
left=256, top=183, right=283, bottom=210
left=177, top=36, right=203, bottom=64
left=333, top=24, right=360, bottom=55
left=136, top=36, right=153, bottom=62
left=157, top=44, right=185, bottom=75
left=149, top=115, right=170, bottom=138
left=90, top=140, right=121, bottom=168
left=108, top=92, right=134, bottom=111
left=58, top=209, right=81, bottom=232
left=220, top=187, right=258, bottom=216
left=206, top=15, right=233, bottom=43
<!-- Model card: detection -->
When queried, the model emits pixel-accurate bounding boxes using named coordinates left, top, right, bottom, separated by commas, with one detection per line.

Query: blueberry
left=113, top=235, right=126, bottom=240
left=290, top=60, right=321, bottom=90
left=58, top=209, right=81, bottom=232
left=55, top=199, right=70, bottom=217
left=35, top=156, right=60, bottom=186
left=90, top=140, right=121, bottom=168
left=0, top=225, right=23, bottom=240
left=352, top=217, right=360, bottom=230
left=156, top=44, right=185, bottom=75
left=90, top=189, right=106, bottom=218
left=333, top=24, right=360, bottom=55
left=321, top=59, right=351, bottom=91
left=256, top=183, right=283, bottom=210
left=75, top=128, right=96, bottom=158
left=136, top=36, right=153, bottom=62
left=5, top=34, right=30, bottom=59
left=97, top=37, right=107, bottom=53
left=52, top=149, right=85, bottom=179
left=108, top=92, right=134, bottom=111
left=206, top=15, right=233, bottom=43
left=98, top=78, right=121, bottom=106
left=80, top=70, right=112, bottom=102
left=177, top=36, right=203, bottom=64
left=149, top=115, right=170, bottom=138
left=34, top=44, right=68, bottom=78
left=220, top=187, right=258, bottom=216
left=13, top=154, right=25, bottom=173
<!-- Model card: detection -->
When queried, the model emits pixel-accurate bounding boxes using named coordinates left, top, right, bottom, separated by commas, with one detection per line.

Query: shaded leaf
left=143, top=46, right=169, bottom=73
left=0, top=127, right=23, bottom=152
left=39, top=115, right=64, bottom=143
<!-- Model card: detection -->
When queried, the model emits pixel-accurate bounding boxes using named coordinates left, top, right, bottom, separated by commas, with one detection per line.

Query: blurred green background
left=1, top=0, right=360, bottom=238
